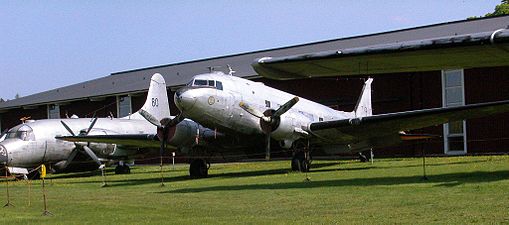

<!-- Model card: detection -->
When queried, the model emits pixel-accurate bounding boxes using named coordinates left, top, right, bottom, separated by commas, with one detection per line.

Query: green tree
left=470, top=1, right=509, bottom=19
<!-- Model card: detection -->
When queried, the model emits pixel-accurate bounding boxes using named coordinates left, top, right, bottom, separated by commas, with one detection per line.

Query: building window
left=442, top=69, right=467, bottom=155
left=48, top=104, right=61, bottom=119
left=117, top=95, right=132, bottom=118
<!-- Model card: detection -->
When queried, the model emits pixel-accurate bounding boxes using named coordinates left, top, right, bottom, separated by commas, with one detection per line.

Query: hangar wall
left=1, top=66, right=508, bottom=157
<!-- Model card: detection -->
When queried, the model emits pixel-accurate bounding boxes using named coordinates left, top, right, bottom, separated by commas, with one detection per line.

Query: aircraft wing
left=309, top=100, right=509, bottom=144
left=253, top=29, right=509, bottom=80
left=56, top=134, right=161, bottom=148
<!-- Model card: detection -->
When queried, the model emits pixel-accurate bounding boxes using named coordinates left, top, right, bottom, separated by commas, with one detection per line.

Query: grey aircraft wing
left=56, top=134, right=161, bottom=148
left=308, top=100, right=509, bottom=145
left=252, top=29, right=509, bottom=80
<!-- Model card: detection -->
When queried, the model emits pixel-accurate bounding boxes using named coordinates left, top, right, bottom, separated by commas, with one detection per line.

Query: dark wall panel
left=0, top=106, right=48, bottom=130
left=59, top=97, right=117, bottom=118
left=465, top=66, right=509, bottom=153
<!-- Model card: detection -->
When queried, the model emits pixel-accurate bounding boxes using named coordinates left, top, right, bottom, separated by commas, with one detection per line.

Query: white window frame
left=117, top=95, right=132, bottom=118
left=47, top=104, right=61, bottom=119
left=441, top=69, right=467, bottom=155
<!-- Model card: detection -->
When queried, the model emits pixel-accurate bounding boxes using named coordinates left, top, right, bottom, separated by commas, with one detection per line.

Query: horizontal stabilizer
left=8, top=167, right=29, bottom=175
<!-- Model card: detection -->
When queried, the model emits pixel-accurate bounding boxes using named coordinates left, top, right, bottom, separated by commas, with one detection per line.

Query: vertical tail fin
left=353, top=78, right=373, bottom=118
left=131, top=73, right=170, bottom=123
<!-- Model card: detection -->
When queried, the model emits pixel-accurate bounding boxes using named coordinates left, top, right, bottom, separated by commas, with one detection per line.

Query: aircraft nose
left=174, top=87, right=197, bottom=111
left=0, top=144, right=8, bottom=165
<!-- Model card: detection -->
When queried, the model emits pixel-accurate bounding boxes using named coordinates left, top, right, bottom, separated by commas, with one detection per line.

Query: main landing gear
left=188, top=146, right=210, bottom=178
left=189, top=158, right=209, bottom=178
left=291, top=140, right=311, bottom=172
left=358, top=149, right=373, bottom=163
left=115, top=162, right=131, bottom=174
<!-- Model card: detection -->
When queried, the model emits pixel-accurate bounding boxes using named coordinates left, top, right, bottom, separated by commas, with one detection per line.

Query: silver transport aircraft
left=174, top=70, right=509, bottom=172
left=0, top=74, right=225, bottom=178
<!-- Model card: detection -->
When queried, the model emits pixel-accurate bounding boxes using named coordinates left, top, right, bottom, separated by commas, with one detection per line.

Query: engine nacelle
left=168, top=120, right=200, bottom=147
left=270, top=114, right=310, bottom=144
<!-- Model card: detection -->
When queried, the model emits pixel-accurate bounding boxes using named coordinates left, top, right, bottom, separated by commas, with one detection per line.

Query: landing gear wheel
left=115, top=165, right=131, bottom=174
left=189, top=159, right=208, bottom=178
left=358, top=152, right=369, bottom=163
left=291, top=157, right=300, bottom=171
left=27, top=169, right=41, bottom=180
left=292, top=152, right=311, bottom=172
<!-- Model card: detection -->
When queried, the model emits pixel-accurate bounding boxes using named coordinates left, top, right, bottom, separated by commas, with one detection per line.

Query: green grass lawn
left=1, top=155, right=509, bottom=224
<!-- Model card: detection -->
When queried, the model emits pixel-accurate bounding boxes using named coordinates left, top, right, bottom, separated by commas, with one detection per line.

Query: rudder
left=131, top=73, right=170, bottom=123
left=353, top=78, right=373, bottom=118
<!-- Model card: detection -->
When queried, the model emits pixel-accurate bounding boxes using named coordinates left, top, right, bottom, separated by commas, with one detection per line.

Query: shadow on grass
left=160, top=170, right=509, bottom=193
left=50, top=161, right=340, bottom=186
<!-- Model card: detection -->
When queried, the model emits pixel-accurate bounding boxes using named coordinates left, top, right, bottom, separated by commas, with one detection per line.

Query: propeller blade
left=161, top=113, right=184, bottom=128
left=273, top=97, right=299, bottom=118
left=82, top=145, right=102, bottom=166
left=0, top=129, right=8, bottom=137
left=139, top=109, right=162, bottom=127
left=239, top=101, right=265, bottom=118
left=84, top=117, right=98, bottom=136
left=60, top=121, right=76, bottom=136
left=59, top=148, right=80, bottom=169
left=265, top=135, right=271, bottom=160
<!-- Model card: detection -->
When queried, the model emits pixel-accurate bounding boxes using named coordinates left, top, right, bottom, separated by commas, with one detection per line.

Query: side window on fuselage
left=216, top=81, right=223, bottom=90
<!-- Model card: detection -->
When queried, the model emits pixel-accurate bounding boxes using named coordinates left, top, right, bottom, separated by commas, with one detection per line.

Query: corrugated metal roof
left=1, top=15, right=509, bottom=110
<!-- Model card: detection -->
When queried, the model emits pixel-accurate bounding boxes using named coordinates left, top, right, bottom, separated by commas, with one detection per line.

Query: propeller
left=139, top=109, right=184, bottom=185
left=0, top=129, right=8, bottom=140
left=239, top=97, right=299, bottom=160
left=60, top=118, right=102, bottom=166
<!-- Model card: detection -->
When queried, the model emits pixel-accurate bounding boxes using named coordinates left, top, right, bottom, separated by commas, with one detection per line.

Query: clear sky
left=0, top=0, right=502, bottom=100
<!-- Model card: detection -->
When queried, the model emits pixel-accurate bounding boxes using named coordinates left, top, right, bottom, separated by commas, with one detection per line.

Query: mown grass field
left=1, top=155, right=508, bottom=224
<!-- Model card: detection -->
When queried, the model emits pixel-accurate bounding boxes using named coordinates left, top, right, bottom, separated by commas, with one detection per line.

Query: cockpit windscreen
left=5, top=124, right=35, bottom=141
left=189, top=79, right=223, bottom=90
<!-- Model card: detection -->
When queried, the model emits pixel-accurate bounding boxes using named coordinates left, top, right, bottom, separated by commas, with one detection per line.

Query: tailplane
left=129, top=73, right=170, bottom=124
left=353, top=78, right=373, bottom=118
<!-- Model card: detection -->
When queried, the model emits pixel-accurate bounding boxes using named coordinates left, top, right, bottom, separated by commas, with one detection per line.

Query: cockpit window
left=6, top=124, right=35, bottom=141
left=192, top=79, right=224, bottom=90
left=194, top=79, right=208, bottom=86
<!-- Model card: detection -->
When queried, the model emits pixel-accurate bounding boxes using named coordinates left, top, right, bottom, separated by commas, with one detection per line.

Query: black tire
left=28, top=169, right=41, bottom=180
left=115, top=165, right=130, bottom=174
left=291, top=157, right=300, bottom=171
left=189, top=159, right=208, bottom=178
left=359, top=153, right=369, bottom=163
left=293, top=152, right=311, bottom=172
left=124, top=165, right=131, bottom=174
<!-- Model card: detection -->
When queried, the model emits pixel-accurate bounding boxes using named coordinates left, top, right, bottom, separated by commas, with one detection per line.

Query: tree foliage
left=470, top=1, right=509, bottom=19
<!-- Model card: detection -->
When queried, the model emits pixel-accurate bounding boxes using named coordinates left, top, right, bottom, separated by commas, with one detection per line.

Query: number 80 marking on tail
left=152, top=98, right=158, bottom=107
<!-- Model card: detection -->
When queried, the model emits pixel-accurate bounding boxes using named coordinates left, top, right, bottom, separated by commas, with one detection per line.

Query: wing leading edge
left=309, top=100, right=509, bottom=143
left=56, top=134, right=161, bottom=148
left=253, top=29, right=509, bottom=80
